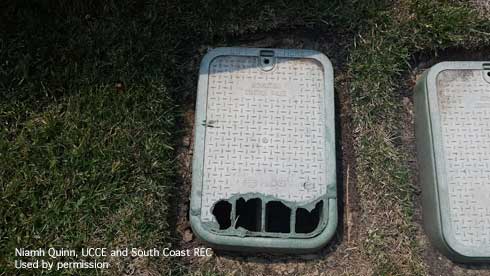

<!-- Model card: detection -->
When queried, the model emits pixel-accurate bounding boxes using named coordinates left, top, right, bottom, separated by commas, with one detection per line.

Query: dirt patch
left=172, top=29, right=373, bottom=275
left=471, top=0, right=490, bottom=17
left=402, top=48, right=490, bottom=276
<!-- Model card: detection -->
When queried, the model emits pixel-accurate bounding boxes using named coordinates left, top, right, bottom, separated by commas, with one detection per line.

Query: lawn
left=1, top=0, right=490, bottom=275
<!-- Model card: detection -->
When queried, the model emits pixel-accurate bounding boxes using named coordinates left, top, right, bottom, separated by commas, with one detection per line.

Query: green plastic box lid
left=189, top=47, right=337, bottom=253
left=415, top=61, right=490, bottom=262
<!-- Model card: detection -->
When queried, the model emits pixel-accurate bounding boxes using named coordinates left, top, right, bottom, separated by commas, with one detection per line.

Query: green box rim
left=189, top=47, right=338, bottom=253
left=415, top=61, right=490, bottom=262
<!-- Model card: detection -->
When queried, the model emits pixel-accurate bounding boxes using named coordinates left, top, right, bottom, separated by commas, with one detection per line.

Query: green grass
left=1, top=83, right=176, bottom=274
left=1, top=0, right=490, bottom=275
left=0, top=2, right=183, bottom=274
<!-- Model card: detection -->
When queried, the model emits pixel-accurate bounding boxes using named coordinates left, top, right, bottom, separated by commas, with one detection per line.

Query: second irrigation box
left=189, top=48, right=337, bottom=253
left=415, top=61, right=490, bottom=262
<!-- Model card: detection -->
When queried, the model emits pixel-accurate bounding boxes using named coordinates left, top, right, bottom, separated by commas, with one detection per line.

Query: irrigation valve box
left=189, top=48, right=337, bottom=252
left=415, top=61, right=490, bottom=262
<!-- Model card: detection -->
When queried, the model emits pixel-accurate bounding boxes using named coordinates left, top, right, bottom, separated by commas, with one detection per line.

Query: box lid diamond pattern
left=415, top=61, right=490, bottom=262
left=190, top=48, right=337, bottom=253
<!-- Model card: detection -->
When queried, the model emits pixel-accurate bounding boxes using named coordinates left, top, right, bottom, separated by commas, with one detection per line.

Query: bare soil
left=471, top=0, right=490, bottom=17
